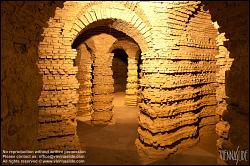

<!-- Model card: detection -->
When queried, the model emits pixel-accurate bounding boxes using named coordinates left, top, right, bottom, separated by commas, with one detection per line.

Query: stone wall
left=1, top=1, right=64, bottom=150
left=1, top=2, right=248, bottom=164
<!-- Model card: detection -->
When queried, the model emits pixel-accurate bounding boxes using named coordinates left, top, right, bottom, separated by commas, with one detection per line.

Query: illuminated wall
left=1, top=1, right=248, bottom=164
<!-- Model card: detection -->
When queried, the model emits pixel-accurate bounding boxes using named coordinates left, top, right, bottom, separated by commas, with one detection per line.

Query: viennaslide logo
left=219, top=146, right=248, bottom=165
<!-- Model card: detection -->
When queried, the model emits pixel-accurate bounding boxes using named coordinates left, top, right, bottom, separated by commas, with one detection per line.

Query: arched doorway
left=111, top=49, right=128, bottom=93
left=37, top=0, right=152, bottom=149
left=36, top=1, right=239, bottom=165
left=109, top=39, right=141, bottom=107
left=1, top=1, right=248, bottom=165
left=73, top=28, right=143, bottom=164
left=111, top=48, right=128, bottom=107
left=72, top=24, right=144, bottom=124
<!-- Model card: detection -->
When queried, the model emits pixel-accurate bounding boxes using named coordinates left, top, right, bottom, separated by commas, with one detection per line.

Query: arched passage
left=111, top=49, right=128, bottom=93
left=72, top=23, right=144, bottom=124
left=31, top=1, right=247, bottom=165
left=36, top=1, right=152, bottom=150
left=1, top=1, right=248, bottom=165
left=70, top=14, right=146, bottom=164
left=109, top=39, right=141, bottom=106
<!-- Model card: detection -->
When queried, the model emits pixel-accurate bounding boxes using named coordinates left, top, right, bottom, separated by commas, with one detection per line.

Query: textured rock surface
left=1, top=1, right=248, bottom=164
left=1, top=1, right=64, bottom=150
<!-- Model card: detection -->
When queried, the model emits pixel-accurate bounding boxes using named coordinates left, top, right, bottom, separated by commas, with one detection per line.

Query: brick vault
left=1, top=1, right=249, bottom=165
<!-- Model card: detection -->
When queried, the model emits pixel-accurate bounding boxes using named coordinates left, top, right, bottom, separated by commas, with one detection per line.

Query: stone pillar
left=37, top=48, right=80, bottom=150
left=85, top=33, right=117, bottom=124
left=76, top=43, right=93, bottom=122
left=135, top=2, right=219, bottom=163
left=125, top=58, right=139, bottom=106
left=92, top=52, right=114, bottom=124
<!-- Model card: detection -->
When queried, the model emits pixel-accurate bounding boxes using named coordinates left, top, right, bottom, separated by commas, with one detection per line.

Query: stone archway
left=2, top=1, right=248, bottom=165
left=109, top=39, right=141, bottom=106
left=74, top=32, right=142, bottom=125
left=37, top=1, right=152, bottom=150
left=111, top=49, right=128, bottom=93
left=36, top=1, right=239, bottom=164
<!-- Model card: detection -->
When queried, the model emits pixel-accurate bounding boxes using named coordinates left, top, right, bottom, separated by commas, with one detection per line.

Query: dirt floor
left=77, top=92, right=219, bottom=165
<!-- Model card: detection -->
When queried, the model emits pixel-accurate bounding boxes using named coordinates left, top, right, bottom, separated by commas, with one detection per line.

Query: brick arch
left=110, top=39, right=141, bottom=106
left=36, top=1, right=153, bottom=150
left=70, top=2, right=152, bottom=53
left=78, top=1, right=151, bottom=28
left=109, top=39, right=140, bottom=60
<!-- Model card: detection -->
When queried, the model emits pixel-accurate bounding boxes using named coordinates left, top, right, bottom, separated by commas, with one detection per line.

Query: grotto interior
left=1, top=1, right=249, bottom=165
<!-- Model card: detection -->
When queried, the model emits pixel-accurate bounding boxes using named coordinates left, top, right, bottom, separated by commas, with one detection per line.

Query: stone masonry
left=135, top=2, right=220, bottom=161
left=85, top=33, right=117, bottom=124
left=75, top=43, right=93, bottom=122
left=110, top=39, right=140, bottom=106
left=1, top=1, right=248, bottom=164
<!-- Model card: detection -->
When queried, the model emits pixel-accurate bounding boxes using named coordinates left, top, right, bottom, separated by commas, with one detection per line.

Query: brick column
left=85, top=33, right=117, bottom=124
left=125, top=58, right=139, bottom=106
left=76, top=43, right=93, bottom=122
left=37, top=48, right=80, bottom=150
left=135, top=2, right=219, bottom=163
left=91, top=52, right=114, bottom=124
